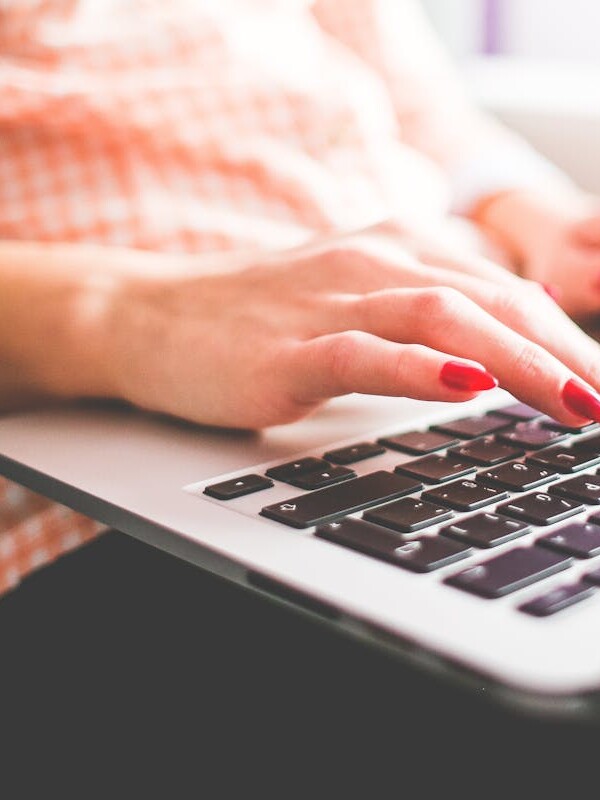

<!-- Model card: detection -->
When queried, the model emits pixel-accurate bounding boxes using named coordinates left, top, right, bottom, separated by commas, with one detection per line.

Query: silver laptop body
left=2, top=389, right=600, bottom=718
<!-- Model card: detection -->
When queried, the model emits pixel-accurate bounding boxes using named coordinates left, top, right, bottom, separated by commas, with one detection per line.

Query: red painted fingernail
left=562, top=378, right=600, bottom=422
left=541, top=283, right=562, bottom=302
left=440, top=361, right=498, bottom=392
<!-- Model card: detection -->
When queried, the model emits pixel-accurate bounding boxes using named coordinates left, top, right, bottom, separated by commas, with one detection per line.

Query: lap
left=0, top=530, right=595, bottom=788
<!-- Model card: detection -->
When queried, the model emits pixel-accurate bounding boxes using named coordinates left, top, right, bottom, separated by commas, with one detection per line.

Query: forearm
left=0, top=240, right=118, bottom=407
left=0, top=240, right=262, bottom=412
left=0, top=240, right=207, bottom=408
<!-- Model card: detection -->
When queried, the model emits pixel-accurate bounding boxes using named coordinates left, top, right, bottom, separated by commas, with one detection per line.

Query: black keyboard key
left=387, top=537, right=472, bottom=573
left=537, top=522, right=600, bottom=558
left=316, top=518, right=471, bottom=572
left=323, top=442, right=386, bottom=465
left=583, top=566, right=600, bottom=586
left=585, top=510, right=600, bottom=526
left=549, top=475, right=600, bottom=505
left=571, top=432, right=600, bottom=454
left=363, top=497, right=453, bottom=533
left=441, top=512, right=530, bottom=549
left=479, top=461, right=556, bottom=492
left=448, top=437, right=523, bottom=466
left=496, top=422, right=568, bottom=450
left=315, top=517, right=402, bottom=563
left=378, top=430, right=459, bottom=455
left=394, top=455, right=476, bottom=484
left=494, top=402, right=543, bottom=422
left=541, top=418, right=599, bottom=435
left=446, top=547, right=571, bottom=598
left=494, top=402, right=543, bottom=421
left=430, top=415, right=512, bottom=439
left=497, top=492, right=585, bottom=526
left=260, top=471, right=422, bottom=529
left=519, top=583, right=593, bottom=617
left=422, top=480, right=508, bottom=511
left=288, top=465, right=356, bottom=490
left=204, top=474, right=274, bottom=500
left=266, top=457, right=329, bottom=483
left=526, top=446, right=600, bottom=473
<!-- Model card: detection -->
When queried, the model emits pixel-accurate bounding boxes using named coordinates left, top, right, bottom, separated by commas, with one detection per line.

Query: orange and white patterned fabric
left=0, top=0, right=566, bottom=594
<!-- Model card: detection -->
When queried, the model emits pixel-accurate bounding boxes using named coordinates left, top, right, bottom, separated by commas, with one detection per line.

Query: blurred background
left=422, top=0, right=600, bottom=62
left=420, top=0, right=600, bottom=194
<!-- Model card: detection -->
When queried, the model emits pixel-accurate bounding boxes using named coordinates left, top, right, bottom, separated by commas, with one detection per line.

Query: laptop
left=2, top=387, right=600, bottom=720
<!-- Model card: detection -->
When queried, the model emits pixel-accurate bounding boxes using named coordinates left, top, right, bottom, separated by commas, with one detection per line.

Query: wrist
left=99, top=271, right=169, bottom=410
left=0, top=242, right=152, bottom=404
left=57, top=271, right=125, bottom=400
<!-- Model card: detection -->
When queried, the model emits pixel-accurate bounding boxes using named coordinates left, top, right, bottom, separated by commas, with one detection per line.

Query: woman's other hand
left=473, top=189, right=600, bottom=318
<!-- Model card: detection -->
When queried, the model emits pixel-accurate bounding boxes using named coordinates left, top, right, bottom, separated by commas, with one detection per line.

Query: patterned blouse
left=0, top=0, right=564, bottom=594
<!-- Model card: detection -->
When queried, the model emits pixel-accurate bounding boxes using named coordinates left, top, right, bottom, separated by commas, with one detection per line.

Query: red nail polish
left=440, top=361, right=498, bottom=392
left=562, top=378, right=600, bottom=422
left=541, top=283, right=562, bottom=303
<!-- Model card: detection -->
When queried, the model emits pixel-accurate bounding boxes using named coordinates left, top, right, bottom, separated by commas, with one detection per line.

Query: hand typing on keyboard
left=4, top=229, right=600, bottom=430
left=3, top=0, right=600, bottom=434
left=82, top=227, right=600, bottom=429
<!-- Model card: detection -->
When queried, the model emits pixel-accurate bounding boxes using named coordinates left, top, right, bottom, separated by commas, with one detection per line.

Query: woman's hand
left=96, top=230, right=600, bottom=429
left=473, top=189, right=600, bottom=318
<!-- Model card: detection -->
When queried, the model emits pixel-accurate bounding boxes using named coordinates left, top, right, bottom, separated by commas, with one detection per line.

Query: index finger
left=374, top=257, right=600, bottom=405
left=353, top=287, right=600, bottom=425
left=429, top=271, right=600, bottom=401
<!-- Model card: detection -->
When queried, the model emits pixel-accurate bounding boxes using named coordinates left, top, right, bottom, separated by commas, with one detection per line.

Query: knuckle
left=510, top=342, right=548, bottom=379
left=392, top=344, right=425, bottom=388
left=326, top=241, right=377, bottom=270
left=402, top=343, right=431, bottom=362
left=414, top=286, right=469, bottom=321
left=351, top=289, right=392, bottom=328
left=328, top=330, right=368, bottom=387
left=493, top=286, right=531, bottom=326
left=327, top=236, right=403, bottom=271
left=412, top=286, right=471, bottom=344
left=312, top=241, right=383, bottom=288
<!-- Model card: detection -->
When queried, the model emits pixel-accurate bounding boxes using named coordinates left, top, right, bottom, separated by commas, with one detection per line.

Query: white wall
left=503, top=0, right=600, bottom=62
left=470, top=57, right=600, bottom=193
left=420, top=0, right=484, bottom=57
left=423, top=0, right=600, bottom=63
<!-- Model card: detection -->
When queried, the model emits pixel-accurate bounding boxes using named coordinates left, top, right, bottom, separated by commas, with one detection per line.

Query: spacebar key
left=260, top=471, right=422, bottom=529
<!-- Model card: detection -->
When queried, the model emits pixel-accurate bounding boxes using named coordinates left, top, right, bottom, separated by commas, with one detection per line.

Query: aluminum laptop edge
left=1, top=389, right=600, bottom=721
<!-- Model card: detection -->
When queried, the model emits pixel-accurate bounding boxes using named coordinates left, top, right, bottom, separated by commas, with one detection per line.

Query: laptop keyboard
left=200, top=402, right=600, bottom=618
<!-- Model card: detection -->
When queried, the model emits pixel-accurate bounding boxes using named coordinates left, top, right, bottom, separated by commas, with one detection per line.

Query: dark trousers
left=0, top=530, right=597, bottom=790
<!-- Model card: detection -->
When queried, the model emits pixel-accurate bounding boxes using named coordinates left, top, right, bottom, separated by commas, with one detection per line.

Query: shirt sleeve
left=311, top=0, right=576, bottom=214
